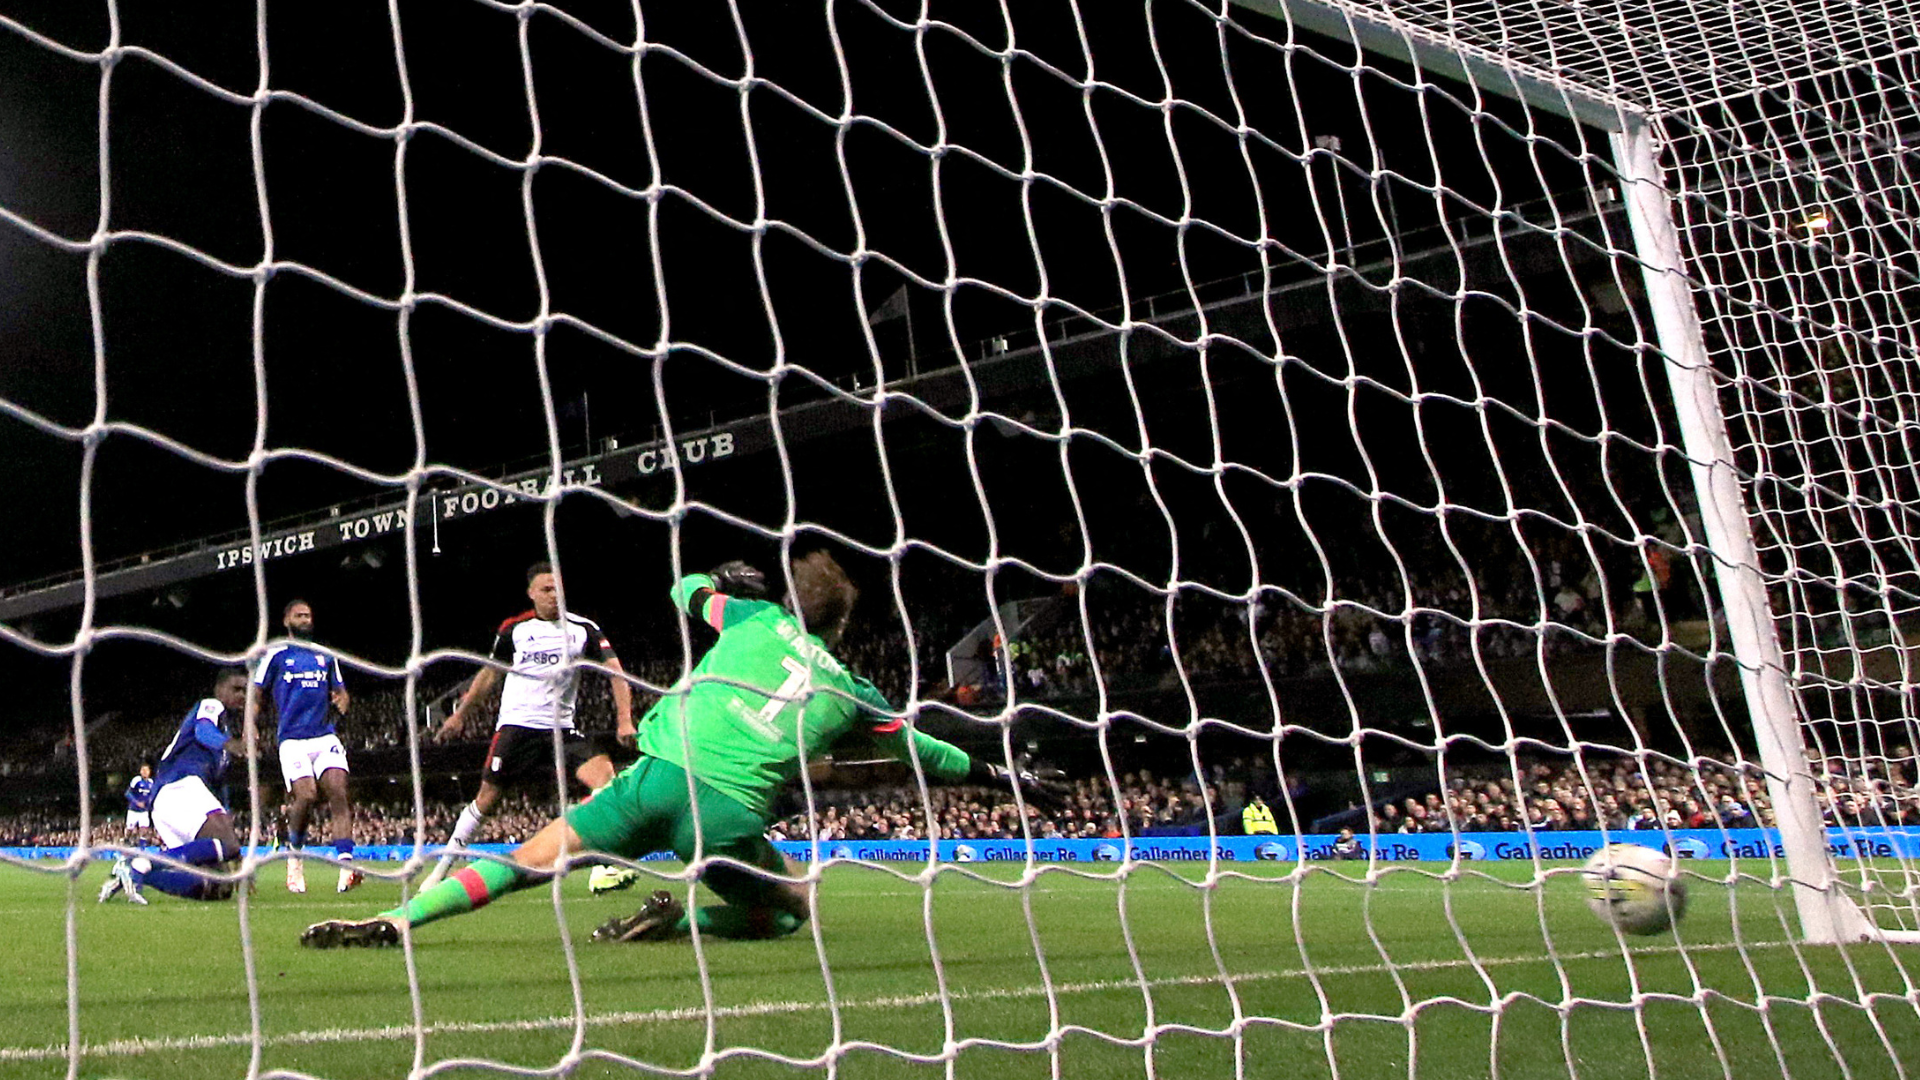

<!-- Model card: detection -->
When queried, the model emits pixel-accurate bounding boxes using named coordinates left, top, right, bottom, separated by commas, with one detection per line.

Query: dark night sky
left=0, top=1, right=1666, bottom=729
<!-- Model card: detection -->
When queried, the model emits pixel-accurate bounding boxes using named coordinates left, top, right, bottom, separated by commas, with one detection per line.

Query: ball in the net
left=1582, top=843, right=1689, bottom=936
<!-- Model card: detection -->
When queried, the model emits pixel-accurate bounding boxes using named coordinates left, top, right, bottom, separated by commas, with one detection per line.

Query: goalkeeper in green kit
left=302, top=550, right=1065, bottom=948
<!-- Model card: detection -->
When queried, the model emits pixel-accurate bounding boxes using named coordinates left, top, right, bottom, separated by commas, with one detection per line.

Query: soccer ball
left=1582, top=843, right=1688, bottom=936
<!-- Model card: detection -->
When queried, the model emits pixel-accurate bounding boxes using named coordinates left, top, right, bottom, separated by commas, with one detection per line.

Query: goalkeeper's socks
left=387, top=859, right=532, bottom=927
left=680, top=906, right=804, bottom=940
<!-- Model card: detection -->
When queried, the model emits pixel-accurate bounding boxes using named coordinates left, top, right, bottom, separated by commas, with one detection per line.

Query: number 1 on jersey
left=755, top=656, right=811, bottom=728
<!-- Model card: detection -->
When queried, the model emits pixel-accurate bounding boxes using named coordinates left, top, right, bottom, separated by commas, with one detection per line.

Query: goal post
left=1235, top=0, right=1913, bottom=948
left=1611, top=117, right=1895, bottom=945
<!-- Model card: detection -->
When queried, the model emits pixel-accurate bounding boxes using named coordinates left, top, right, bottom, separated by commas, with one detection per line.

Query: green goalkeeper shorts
left=565, top=755, right=787, bottom=908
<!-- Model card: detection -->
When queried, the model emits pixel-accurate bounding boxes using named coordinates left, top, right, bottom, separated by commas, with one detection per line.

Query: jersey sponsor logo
left=525, top=650, right=562, bottom=666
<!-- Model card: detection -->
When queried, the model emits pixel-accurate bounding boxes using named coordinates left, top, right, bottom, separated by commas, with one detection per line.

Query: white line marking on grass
left=2, top=939, right=1806, bottom=1062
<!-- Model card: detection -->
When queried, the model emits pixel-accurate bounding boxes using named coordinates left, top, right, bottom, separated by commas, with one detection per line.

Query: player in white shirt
left=420, top=562, right=634, bottom=888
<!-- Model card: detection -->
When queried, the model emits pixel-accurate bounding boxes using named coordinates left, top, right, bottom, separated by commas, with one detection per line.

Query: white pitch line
left=0, top=939, right=1804, bottom=1063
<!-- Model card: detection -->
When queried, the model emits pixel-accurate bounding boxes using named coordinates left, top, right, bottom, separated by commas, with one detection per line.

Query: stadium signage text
left=751, top=827, right=1920, bottom=865
left=431, top=431, right=740, bottom=525
left=213, top=530, right=317, bottom=571
left=438, top=465, right=604, bottom=522
left=633, top=432, right=735, bottom=474
left=204, top=431, right=749, bottom=574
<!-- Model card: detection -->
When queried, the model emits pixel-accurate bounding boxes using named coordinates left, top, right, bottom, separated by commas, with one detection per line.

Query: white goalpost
left=1613, top=118, right=1899, bottom=945
left=1239, top=0, right=1920, bottom=947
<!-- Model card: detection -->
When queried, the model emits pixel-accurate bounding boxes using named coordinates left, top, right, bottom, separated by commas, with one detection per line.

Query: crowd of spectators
left=12, top=746, right=1920, bottom=850
left=1359, top=754, right=1779, bottom=836
left=971, top=521, right=1690, bottom=702
left=767, top=758, right=1270, bottom=843
left=13, top=491, right=1710, bottom=788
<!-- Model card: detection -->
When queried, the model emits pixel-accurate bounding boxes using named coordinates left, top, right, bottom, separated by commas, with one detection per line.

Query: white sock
left=432, top=802, right=488, bottom=876
left=449, top=802, right=487, bottom=847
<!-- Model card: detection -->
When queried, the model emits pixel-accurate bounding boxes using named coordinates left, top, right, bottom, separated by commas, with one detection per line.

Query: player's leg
left=574, top=743, right=641, bottom=894
left=422, top=729, right=519, bottom=888
left=132, top=783, right=242, bottom=902
left=302, top=814, right=580, bottom=948
left=421, top=777, right=505, bottom=888
left=597, top=763, right=806, bottom=943
left=307, top=754, right=661, bottom=949
left=281, top=738, right=319, bottom=894
left=284, top=777, right=317, bottom=893
left=574, top=752, right=615, bottom=793
left=318, top=744, right=360, bottom=892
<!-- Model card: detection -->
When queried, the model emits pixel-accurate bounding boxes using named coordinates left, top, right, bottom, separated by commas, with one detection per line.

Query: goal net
left=1, top=0, right=1918, bottom=1076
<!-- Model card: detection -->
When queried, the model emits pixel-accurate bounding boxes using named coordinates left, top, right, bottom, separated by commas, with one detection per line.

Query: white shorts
left=152, top=778, right=226, bottom=848
left=125, top=811, right=151, bottom=829
left=278, top=734, right=350, bottom=787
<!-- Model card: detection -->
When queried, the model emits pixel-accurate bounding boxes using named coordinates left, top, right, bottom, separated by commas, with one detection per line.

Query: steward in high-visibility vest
left=1241, top=795, right=1278, bottom=835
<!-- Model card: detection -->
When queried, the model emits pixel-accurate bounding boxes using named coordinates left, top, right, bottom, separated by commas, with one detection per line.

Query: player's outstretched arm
left=864, top=719, right=1070, bottom=811
left=965, top=757, right=1073, bottom=813
left=438, top=668, right=501, bottom=742
left=607, top=656, right=636, bottom=746
left=668, top=563, right=772, bottom=633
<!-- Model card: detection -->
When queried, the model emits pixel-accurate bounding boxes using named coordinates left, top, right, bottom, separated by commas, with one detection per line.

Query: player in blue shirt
left=252, top=599, right=358, bottom=894
left=123, top=764, right=155, bottom=840
left=98, top=668, right=252, bottom=905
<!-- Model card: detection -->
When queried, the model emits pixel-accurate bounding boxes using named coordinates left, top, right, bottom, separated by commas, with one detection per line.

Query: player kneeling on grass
left=303, top=551, right=1065, bottom=948
left=100, top=668, right=252, bottom=905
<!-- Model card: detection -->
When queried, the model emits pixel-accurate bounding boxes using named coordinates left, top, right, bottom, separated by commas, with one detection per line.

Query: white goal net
left=0, top=0, right=1917, bottom=1077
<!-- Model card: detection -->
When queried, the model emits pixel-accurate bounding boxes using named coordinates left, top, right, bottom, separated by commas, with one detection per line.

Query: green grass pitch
left=6, top=858, right=1919, bottom=1079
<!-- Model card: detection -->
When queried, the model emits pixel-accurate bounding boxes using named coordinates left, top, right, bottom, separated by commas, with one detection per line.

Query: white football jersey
left=486, top=610, right=615, bottom=731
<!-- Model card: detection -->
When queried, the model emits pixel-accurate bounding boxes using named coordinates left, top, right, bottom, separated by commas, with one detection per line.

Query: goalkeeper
left=302, top=550, right=1064, bottom=948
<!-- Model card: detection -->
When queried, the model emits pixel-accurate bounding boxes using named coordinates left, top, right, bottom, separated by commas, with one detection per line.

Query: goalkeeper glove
left=967, top=757, right=1072, bottom=812
left=708, top=560, right=769, bottom=598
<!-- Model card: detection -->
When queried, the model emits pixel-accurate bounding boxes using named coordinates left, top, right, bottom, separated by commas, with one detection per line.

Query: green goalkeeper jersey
left=634, top=573, right=972, bottom=820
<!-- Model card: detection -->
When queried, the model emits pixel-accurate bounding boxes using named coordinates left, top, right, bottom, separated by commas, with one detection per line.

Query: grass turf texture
left=6, top=858, right=1918, bottom=1079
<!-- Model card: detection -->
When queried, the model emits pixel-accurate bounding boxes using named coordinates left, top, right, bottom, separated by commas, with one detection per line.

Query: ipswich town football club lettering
left=434, top=431, right=739, bottom=525
left=439, top=464, right=604, bottom=523
left=632, top=431, right=735, bottom=475
left=213, top=530, right=318, bottom=571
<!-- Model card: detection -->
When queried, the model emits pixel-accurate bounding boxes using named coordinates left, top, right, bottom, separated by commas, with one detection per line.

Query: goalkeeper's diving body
left=302, top=551, right=1064, bottom=948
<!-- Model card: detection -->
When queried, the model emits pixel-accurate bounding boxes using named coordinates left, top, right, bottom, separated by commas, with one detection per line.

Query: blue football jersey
left=125, top=776, right=155, bottom=812
left=253, top=642, right=344, bottom=741
left=154, top=699, right=232, bottom=790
